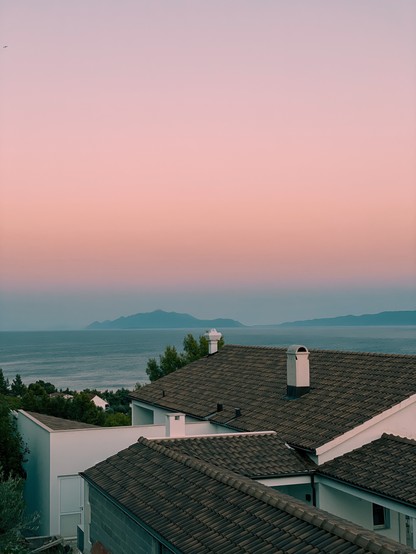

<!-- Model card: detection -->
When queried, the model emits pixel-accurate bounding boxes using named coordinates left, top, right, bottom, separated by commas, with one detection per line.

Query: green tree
left=146, top=345, right=185, bottom=382
left=0, top=370, right=10, bottom=396
left=30, top=380, right=56, bottom=395
left=101, top=388, right=131, bottom=414
left=66, top=392, right=106, bottom=426
left=10, top=375, right=26, bottom=398
left=103, top=412, right=130, bottom=426
left=0, top=469, right=38, bottom=554
left=21, top=383, right=50, bottom=414
left=146, top=333, right=224, bottom=382
left=0, top=398, right=27, bottom=480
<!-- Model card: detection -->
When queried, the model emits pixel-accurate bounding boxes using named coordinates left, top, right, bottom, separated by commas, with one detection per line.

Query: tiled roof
left=129, top=345, right=416, bottom=451
left=82, top=437, right=414, bottom=554
left=23, top=411, right=99, bottom=430
left=153, top=432, right=315, bottom=478
left=318, top=434, right=416, bottom=507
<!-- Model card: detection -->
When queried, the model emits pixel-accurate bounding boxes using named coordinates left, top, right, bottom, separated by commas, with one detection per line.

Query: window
left=373, top=503, right=390, bottom=529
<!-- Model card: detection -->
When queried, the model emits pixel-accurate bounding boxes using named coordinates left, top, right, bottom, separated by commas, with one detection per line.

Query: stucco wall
left=49, top=424, right=168, bottom=536
left=317, top=483, right=404, bottom=544
left=18, top=414, right=51, bottom=536
left=275, top=483, right=313, bottom=505
left=318, top=483, right=372, bottom=528
left=19, top=410, right=229, bottom=538
left=88, top=486, right=162, bottom=554
left=131, top=400, right=238, bottom=435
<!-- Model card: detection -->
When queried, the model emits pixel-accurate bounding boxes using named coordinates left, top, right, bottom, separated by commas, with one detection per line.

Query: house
left=17, top=409, right=229, bottom=538
left=90, top=395, right=109, bottom=411
left=80, top=435, right=415, bottom=554
left=317, top=434, right=416, bottom=546
left=122, top=336, right=416, bottom=549
left=129, top=342, right=416, bottom=464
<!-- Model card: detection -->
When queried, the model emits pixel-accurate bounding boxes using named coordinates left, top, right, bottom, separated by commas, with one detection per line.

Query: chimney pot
left=235, top=407, right=241, bottom=417
left=204, top=329, right=222, bottom=355
left=217, top=403, right=223, bottom=412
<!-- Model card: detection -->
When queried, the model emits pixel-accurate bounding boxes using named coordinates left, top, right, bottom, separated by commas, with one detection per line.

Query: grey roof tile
left=129, top=346, right=416, bottom=451
left=153, top=433, right=314, bottom=477
left=82, top=437, right=414, bottom=554
left=24, top=410, right=99, bottom=430
left=318, top=434, right=416, bottom=506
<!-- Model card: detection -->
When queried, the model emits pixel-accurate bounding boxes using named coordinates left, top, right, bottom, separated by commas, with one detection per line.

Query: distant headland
left=277, top=310, right=416, bottom=327
left=86, top=309, right=415, bottom=330
left=86, top=309, right=245, bottom=330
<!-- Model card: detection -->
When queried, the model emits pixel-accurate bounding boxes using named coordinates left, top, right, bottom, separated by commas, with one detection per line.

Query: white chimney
left=165, top=413, right=186, bottom=437
left=204, top=329, right=222, bottom=354
left=286, top=345, right=310, bottom=398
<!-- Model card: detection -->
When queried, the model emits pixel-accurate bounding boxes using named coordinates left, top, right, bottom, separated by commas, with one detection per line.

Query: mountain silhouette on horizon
left=278, top=310, right=416, bottom=327
left=86, top=309, right=245, bottom=330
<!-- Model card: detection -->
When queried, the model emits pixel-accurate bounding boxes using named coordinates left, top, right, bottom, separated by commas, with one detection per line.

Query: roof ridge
left=224, top=344, right=416, bottom=358
left=382, top=433, right=416, bottom=446
left=136, top=438, right=409, bottom=553
left=153, top=431, right=278, bottom=444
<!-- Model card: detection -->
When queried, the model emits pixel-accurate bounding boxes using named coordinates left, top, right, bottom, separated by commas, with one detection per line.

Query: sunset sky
left=1, top=0, right=415, bottom=330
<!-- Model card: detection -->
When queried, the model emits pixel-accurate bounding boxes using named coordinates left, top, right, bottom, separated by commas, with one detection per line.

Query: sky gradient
left=1, top=1, right=415, bottom=330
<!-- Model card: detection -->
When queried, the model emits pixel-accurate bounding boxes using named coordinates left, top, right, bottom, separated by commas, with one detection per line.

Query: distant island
left=278, top=310, right=416, bottom=327
left=86, top=309, right=245, bottom=330
left=86, top=309, right=416, bottom=330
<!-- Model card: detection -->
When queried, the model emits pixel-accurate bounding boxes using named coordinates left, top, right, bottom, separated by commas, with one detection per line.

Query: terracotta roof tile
left=82, top=437, right=414, bottom=554
left=129, top=346, right=416, bottom=451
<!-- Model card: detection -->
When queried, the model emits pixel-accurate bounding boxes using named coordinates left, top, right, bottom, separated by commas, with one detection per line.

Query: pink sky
left=0, top=1, right=415, bottom=328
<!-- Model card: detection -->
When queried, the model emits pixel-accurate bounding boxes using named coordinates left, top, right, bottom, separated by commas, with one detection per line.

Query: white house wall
left=317, top=483, right=373, bottom=529
left=314, top=398, right=416, bottom=464
left=131, top=400, right=235, bottom=435
left=18, top=414, right=51, bottom=536
left=316, top=482, right=407, bottom=545
left=131, top=400, right=202, bottom=426
left=19, top=409, right=232, bottom=538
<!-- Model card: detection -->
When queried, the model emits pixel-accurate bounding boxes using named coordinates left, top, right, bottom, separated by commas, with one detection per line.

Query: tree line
left=145, top=332, right=224, bottom=381
left=1, top=372, right=132, bottom=427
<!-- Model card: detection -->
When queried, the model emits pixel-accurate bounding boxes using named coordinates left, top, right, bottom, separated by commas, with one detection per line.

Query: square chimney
left=286, top=345, right=310, bottom=399
left=204, top=329, right=222, bottom=354
left=165, top=413, right=186, bottom=437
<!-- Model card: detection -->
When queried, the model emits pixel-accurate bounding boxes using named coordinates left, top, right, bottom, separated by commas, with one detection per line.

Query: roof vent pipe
left=204, top=329, right=222, bottom=355
left=286, top=345, right=310, bottom=399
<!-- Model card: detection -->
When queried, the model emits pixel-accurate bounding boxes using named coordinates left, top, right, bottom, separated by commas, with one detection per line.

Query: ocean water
left=0, top=326, right=415, bottom=391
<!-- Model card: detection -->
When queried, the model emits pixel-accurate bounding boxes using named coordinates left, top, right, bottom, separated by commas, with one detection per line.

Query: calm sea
left=0, top=327, right=415, bottom=391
